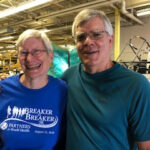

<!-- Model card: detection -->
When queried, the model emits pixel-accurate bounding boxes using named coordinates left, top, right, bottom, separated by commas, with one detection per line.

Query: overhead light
left=0, top=3, right=10, bottom=8
left=137, top=8, right=150, bottom=16
left=6, top=45, right=15, bottom=48
left=0, top=36, right=14, bottom=41
left=0, top=0, right=53, bottom=19
left=40, top=29, right=51, bottom=33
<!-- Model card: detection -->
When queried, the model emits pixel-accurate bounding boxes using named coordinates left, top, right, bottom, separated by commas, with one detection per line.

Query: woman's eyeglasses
left=19, top=49, right=47, bottom=58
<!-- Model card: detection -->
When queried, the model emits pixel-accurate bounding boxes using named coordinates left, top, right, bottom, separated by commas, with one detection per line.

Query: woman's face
left=18, top=37, right=53, bottom=80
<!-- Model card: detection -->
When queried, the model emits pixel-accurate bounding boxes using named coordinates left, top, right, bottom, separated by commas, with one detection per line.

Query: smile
left=26, top=64, right=41, bottom=70
left=83, top=51, right=98, bottom=54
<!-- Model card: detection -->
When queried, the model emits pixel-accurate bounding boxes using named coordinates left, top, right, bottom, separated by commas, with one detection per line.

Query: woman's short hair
left=72, top=9, right=113, bottom=38
left=16, top=29, right=53, bottom=53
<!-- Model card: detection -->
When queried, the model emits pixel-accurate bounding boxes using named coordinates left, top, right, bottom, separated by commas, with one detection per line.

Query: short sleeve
left=128, top=77, right=150, bottom=141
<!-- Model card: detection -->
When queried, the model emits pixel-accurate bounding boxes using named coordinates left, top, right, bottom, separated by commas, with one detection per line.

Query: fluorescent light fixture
left=0, top=36, right=14, bottom=41
left=137, top=8, right=150, bottom=16
left=40, top=29, right=51, bottom=33
left=0, top=3, right=10, bottom=8
left=6, top=45, right=15, bottom=48
left=0, top=0, right=53, bottom=18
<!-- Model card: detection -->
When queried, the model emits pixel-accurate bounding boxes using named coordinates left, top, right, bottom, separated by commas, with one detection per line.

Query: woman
left=0, top=29, right=67, bottom=150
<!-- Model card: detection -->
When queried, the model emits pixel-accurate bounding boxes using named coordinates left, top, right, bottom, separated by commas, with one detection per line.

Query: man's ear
left=109, top=35, right=114, bottom=50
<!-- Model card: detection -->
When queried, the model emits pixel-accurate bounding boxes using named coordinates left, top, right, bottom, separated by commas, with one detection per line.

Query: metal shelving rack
left=117, top=36, right=150, bottom=74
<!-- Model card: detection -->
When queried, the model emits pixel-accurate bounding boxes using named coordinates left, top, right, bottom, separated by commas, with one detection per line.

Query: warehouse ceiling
left=0, top=0, right=150, bottom=52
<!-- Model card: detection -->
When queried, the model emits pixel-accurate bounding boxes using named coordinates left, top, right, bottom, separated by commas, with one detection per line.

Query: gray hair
left=16, top=29, right=53, bottom=53
left=72, top=9, right=113, bottom=38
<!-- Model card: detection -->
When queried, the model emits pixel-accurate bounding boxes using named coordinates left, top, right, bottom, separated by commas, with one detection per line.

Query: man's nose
left=26, top=53, right=34, bottom=61
left=84, top=34, right=93, bottom=43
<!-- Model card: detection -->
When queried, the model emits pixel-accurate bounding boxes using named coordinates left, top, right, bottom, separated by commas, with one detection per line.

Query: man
left=0, top=29, right=67, bottom=149
left=62, top=9, right=150, bottom=150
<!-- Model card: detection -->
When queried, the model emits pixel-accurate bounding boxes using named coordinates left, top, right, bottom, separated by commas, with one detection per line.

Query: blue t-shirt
left=0, top=75, right=67, bottom=150
left=62, top=62, right=150, bottom=150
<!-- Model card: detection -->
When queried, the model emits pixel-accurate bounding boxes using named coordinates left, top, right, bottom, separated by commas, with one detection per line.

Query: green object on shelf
left=47, top=43, right=69, bottom=78
left=70, top=48, right=80, bottom=66
left=48, top=43, right=80, bottom=78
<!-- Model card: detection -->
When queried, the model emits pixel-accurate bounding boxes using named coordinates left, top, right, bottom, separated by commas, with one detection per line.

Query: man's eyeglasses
left=19, top=49, right=47, bottom=58
left=75, top=30, right=108, bottom=42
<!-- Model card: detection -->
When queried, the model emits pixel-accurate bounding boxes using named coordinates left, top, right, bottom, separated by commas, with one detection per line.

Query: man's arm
left=136, top=141, right=150, bottom=150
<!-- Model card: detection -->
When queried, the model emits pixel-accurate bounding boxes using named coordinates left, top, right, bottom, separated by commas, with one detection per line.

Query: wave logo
left=0, top=106, right=58, bottom=130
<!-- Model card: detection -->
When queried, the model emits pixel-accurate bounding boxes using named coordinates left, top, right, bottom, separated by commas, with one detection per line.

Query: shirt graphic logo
left=0, top=105, right=58, bottom=131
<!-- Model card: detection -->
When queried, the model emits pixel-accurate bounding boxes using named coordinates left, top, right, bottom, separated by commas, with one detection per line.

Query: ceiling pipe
left=120, top=0, right=143, bottom=25
left=37, top=0, right=121, bottom=19
left=0, top=0, right=121, bottom=28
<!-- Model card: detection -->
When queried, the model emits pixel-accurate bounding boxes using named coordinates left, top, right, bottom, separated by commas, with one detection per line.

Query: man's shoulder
left=119, top=65, right=150, bottom=88
left=66, top=64, right=80, bottom=72
left=124, top=67, right=148, bottom=82
left=61, top=64, right=80, bottom=80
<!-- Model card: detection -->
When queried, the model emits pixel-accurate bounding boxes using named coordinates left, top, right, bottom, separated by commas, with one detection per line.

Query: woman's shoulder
left=49, top=75, right=67, bottom=88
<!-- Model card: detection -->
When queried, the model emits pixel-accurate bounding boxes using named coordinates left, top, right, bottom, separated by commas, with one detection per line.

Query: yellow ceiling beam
left=114, top=8, right=120, bottom=61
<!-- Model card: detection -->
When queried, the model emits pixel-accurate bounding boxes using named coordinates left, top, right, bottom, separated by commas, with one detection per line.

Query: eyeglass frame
left=18, top=49, right=48, bottom=58
left=74, top=29, right=108, bottom=43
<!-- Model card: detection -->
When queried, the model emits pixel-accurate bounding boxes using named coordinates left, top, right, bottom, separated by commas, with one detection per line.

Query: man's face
left=75, top=16, right=113, bottom=71
left=18, top=37, right=53, bottom=79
